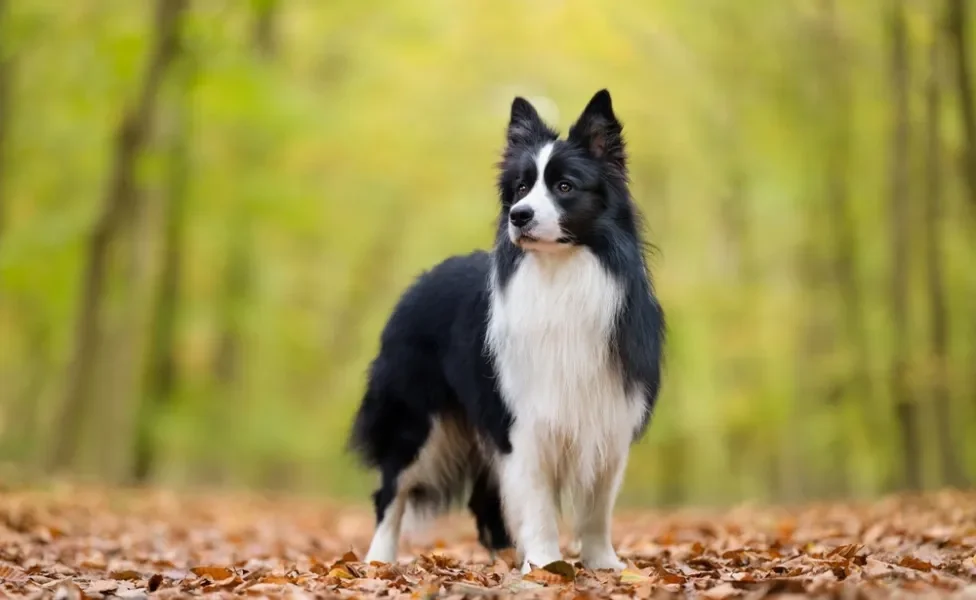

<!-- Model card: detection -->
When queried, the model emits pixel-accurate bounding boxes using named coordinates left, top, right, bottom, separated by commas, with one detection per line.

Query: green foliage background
left=0, top=0, right=973, bottom=507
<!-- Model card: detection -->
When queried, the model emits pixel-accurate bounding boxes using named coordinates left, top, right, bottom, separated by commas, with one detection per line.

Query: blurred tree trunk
left=947, top=0, right=976, bottom=209
left=821, top=0, right=865, bottom=498
left=321, top=204, right=407, bottom=386
left=0, top=0, right=9, bottom=241
left=715, top=169, right=770, bottom=499
left=887, top=0, right=922, bottom=492
left=211, top=0, right=279, bottom=407
left=658, top=435, right=688, bottom=507
left=793, top=242, right=834, bottom=498
left=923, top=11, right=966, bottom=488
left=49, top=0, right=189, bottom=472
left=212, top=235, right=249, bottom=388
left=212, top=0, right=279, bottom=394
left=245, top=0, right=293, bottom=491
left=252, top=0, right=278, bottom=59
left=132, top=42, right=195, bottom=484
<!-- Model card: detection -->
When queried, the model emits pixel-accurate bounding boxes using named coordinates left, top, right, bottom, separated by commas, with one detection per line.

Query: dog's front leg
left=574, top=452, right=627, bottom=571
left=499, top=437, right=562, bottom=574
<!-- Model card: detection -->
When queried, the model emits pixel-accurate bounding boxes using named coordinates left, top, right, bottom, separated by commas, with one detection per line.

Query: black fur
left=348, top=252, right=515, bottom=551
left=348, top=89, right=664, bottom=556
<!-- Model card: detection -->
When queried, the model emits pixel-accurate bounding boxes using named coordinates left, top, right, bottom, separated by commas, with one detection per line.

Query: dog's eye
left=516, top=183, right=529, bottom=197
left=556, top=181, right=573, bottom=193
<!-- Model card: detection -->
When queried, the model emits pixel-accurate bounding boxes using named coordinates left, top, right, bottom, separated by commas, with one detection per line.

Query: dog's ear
left=568, top=89, right=625, bottom=170
left=507, top=97, right=549, bottom=146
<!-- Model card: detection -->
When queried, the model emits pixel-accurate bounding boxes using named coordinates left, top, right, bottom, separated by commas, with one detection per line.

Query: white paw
left=582, top=553, right=626, bottom=571
left=364, top=548, right=396, bottom=564
left=566, top=538, right=582, bottom=557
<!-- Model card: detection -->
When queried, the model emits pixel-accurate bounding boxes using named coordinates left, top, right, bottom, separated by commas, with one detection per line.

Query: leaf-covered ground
left=0, top=487, right=975, bottom=599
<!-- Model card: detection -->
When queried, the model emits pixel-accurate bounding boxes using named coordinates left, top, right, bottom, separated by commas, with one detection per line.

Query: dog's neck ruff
left=487, top=246, right=644, bottom=469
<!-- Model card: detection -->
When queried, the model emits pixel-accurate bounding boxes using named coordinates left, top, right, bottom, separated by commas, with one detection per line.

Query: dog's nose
left=509, top=205, right=534, bottom=228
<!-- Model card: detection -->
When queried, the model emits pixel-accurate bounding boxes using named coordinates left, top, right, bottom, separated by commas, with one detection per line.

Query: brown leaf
left=190, top=565, right=234, bottom=580
left=829, top=543, right=862, bottom=560
left=776, top=518, right=797, bottom=540
left=899, top=556, right=934, bottom=572
left=147, top=573, right=163, bottom=592
left=80, top=559, right=108, bottom=570
left=415, top=581, right=444, bottom=598
left=88, top=579, right=120, bottom=593
left=688, top=556, right=719, bottom=571
left=374, top=563, right=403, bottom=580
left=524, top=567, right=570, bottom=586
left=243, top=565, right=271, bottom=581
left=2, top=487, right=974, bottom=598
left=425, top=552, right=460, bottom=569
left=659, top=571, right=687, bottom=585
left=199, top=573, right=242, bottom=594
left=326, top=566, right=354, bottom=579
left=451, top=582, right=500, bottom=595
left=702, top=582, right=742, bottom=599
left=619, top=568, right=650, bottom=584
left=110, top=569, right=142, bottom=581
left=0, top=564, right=26, bottom=581
left=52, top=582, right=83, bottom=600
left=542, top=559, right=576, bottom=580
left=151, top=560, right=177, bottom=570
left=763, top=578, right=810, bottom=594
left=309, top=561, right=329, bottom=575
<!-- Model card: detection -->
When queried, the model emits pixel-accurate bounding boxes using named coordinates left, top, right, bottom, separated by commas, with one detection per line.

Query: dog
left=348, top=89, right=665, bottom=573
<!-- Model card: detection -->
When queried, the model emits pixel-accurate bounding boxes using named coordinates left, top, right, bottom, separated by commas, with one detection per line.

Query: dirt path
left=0, top=486, right=974, bottom=598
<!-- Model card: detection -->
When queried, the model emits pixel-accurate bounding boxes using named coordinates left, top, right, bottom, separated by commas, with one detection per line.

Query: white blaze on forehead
left=509, top=141, right=563, bottom=243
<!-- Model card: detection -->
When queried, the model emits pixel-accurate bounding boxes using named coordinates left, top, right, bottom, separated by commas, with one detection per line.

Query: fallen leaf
left=148, top=573, right=163, bottom=592
left=830, top=543, right=862, bottom=559
left=190, top=565, right=234, bottom=580
left=524, top=568, right=569, bottom=585
left=659, top=571, right=686, bottom=585
left=899, top=556, right=934, bottom=572
left=542, top=559, right=576, bottom=580
left=87, top=579, right=119, bottom=593
left=702, top=581, right=742, bottom=599
left=620, top=568, right=650, bottom=584
left=0, top=487, right=971, bottom=598
left=0, top=564, right=26, bottom=581
left=80, top=559, right=108, bottom=570
left=451, top=582, right=501, bottom=595
left=212, top=574, right=243, bottom=590
left=111, top=569, right=142, bottom=581
left=326, top=566, right=354, bottom=579
left=52, top=582, right=83, bottom=600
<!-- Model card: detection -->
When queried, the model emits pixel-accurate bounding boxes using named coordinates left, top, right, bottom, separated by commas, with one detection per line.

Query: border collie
left=348, top=89, right=664, bottom=573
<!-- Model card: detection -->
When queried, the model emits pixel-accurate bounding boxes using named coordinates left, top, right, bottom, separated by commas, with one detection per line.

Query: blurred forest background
left=0, top=0, right=974, bottom=509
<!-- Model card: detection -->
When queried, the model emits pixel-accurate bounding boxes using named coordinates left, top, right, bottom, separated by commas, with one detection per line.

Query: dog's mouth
left=515, top=234, right=574, bottom=251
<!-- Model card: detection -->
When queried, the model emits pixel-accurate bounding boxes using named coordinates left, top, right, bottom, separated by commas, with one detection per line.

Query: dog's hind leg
left=365, top=472, right=406, bottom=564
left=468, top=467, right=512, bottom=559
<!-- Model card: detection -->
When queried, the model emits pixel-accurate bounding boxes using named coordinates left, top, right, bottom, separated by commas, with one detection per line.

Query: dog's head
left=496, top=89, right=629, bottom=252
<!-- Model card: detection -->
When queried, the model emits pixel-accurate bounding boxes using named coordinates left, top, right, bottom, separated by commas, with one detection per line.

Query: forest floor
left=0, top=486, right=974, bottom=599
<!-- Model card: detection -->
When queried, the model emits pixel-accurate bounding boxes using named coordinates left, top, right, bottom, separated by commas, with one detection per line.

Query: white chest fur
left=487, top=248, right=645, bottom=492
